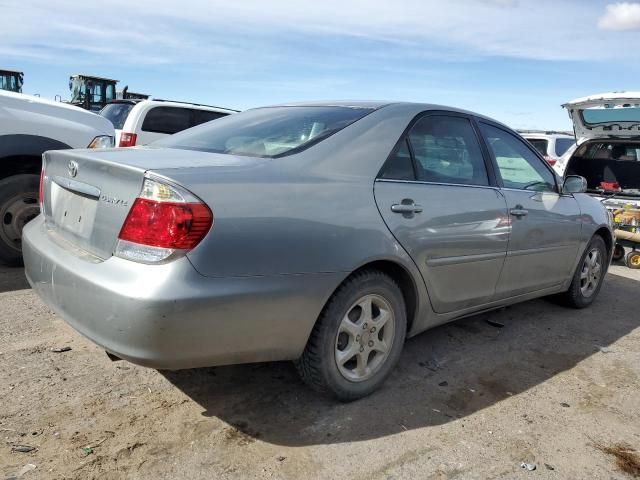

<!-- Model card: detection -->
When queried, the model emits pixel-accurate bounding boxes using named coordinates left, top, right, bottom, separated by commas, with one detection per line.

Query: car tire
left=612, top=243, right=625, bottom=262
left=295, top=270, right=407, bottom=401
left=625, top=251, right=640, bottom=269
left=560, top=235, right=607, bottom=309
left=0, top=174, right=41, bottom=266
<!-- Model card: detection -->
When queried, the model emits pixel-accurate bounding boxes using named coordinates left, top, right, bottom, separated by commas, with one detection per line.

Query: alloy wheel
left=334, top=294, right=395, bottom=382
left=580, top=248, right=602, bottom=298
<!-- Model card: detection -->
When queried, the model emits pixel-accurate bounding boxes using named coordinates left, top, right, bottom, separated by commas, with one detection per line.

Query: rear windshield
left=526, top=138, right=548, bottom=156
left=155, top=106, right=374, bottom=158
left=554, top=137, right=575, bottom=157
left=582, top=106, right=640, bottom=125
left=100, top=102, right=135, bottom=130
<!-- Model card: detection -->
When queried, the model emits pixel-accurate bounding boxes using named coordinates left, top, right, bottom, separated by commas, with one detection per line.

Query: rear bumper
left=23, top=216, right=343, bottom=369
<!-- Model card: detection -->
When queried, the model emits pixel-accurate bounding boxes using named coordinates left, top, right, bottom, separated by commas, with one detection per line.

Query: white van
left=100, top=99, right=237, bottom=147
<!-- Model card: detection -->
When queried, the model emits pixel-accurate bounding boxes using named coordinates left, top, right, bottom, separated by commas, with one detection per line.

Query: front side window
left=481, top=124, right=556, bottom=192
left=156, top=106, right=373, bottom=157
left=407, top=115, right=489, bottom=186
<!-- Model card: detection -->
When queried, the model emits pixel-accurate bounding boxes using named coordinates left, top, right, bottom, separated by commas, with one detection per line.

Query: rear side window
left=407, top=115, right=489, bottom=186
left=100, top=102, right=134, bottom=130
left=526, top=138, right=549, bottom=156
left=142, top=107, right=192, bottom=134
left=379, top=139, right=415, bottom=180
left=554, top=138, right=575, bottom=157
left=481, top=123, right=556, bottom=192
left=193, top=110, right=228, bottom=127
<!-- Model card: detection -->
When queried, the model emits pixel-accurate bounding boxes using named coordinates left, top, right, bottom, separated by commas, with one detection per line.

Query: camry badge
left=68, top=160, right=79, bottom=178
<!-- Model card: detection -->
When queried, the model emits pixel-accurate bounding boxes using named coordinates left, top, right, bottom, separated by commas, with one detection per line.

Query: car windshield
left=526, top=138, right=548, bottom=156
left=155, top=106, right=374, bottom=158
left=555, top=138, right=575, bottom=156
left=100, top=102, right=135, bottom=130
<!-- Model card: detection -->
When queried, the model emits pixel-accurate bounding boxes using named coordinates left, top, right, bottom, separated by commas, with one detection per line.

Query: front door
left=478, top=122, right=582, bottom=298
left=374, top=113, right=510, bottom=314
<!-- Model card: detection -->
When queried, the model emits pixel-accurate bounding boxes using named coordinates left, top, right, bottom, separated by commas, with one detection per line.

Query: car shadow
left=0, top=264, right=29, bottom=293
left=162, top=271, right=640, bottom=447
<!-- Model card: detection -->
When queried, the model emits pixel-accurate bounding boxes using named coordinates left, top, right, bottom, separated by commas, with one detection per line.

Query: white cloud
left=598, top=2, right=640, bottom=31
left=0, top=0, right=635, bottom=68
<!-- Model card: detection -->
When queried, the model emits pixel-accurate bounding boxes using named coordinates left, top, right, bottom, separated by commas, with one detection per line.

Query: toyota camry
left=23, top=102, right=613, bottom=400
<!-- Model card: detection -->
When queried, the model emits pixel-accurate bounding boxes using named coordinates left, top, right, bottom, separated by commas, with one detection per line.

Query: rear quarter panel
left=152, top=104, right=421, bottom=278
left=149, top=104, right=437, bottom=335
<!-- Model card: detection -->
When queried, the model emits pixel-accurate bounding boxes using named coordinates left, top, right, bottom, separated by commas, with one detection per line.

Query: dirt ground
left=1, top=262, right=639, bottom=480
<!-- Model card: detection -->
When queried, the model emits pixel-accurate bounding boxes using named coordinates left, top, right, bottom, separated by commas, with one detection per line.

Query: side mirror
left=563, top=175, right=587, bottom=194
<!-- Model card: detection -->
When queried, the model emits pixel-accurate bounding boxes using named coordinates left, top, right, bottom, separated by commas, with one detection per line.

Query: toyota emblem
left=68, top=160, right=78, bottom=178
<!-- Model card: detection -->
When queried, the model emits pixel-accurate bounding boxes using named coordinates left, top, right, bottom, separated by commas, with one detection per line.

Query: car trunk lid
left=41, top=147, right=264, bottom=260
left=563, top=92, right=640, bottom=143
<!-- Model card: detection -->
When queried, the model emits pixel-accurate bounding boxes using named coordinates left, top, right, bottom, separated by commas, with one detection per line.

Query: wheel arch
left=326, top=259, right=420, bottom=334
left=0, top=134, right=71, bottom=181
left=593, top=226, right=614, bottom=262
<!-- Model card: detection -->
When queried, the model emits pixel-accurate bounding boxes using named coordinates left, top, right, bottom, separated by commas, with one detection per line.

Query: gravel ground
left=0, top=262, right=639, bottom=479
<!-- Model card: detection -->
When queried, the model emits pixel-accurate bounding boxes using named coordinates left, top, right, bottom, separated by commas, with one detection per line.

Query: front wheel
left=295, top=270, right=407, bottom=401
left=560, top=236, right=607, bottom=308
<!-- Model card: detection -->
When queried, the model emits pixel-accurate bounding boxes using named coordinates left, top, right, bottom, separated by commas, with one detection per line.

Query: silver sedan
left=23, top=102, right=613, bottom=400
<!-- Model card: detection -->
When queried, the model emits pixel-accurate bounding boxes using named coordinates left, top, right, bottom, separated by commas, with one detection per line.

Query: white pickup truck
left=0, top=90, right=115, bottom=265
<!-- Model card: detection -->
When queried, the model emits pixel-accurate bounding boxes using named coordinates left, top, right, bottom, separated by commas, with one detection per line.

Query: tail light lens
left=119, top=132, right=137, bottom=147
left=38, top=166, right=45, bottom=207
left=115, top=178, right=213, bottom=264
left=543, top=156, right=556, bottom=167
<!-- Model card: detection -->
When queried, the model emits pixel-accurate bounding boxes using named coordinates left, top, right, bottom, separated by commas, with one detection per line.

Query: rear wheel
left=612, top=243, right=625, bottom=262
left=0, top=175, right=40, bottom=266
left=560, top=236, right=607, bottom=308
left=626, top=251, right=640, bottom=269
left=295, top=270, right=407, bottom=401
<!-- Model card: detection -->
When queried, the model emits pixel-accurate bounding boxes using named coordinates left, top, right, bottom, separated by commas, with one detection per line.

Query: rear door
left=478, top=122, right=582, bottom=298
left=374, top=112, right=510, bottom=314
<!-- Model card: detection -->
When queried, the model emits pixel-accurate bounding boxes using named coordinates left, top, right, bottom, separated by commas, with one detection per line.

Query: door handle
left=510, top=205, right=529, bottom=218
left=391, top=202, right=423, bottom=214
left=391, top=204, right=423, bottom=214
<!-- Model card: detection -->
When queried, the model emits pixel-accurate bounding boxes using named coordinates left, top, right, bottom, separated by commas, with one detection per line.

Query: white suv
left=519, top=130, right=575, bottom=167
left=100, top=99, right=237, bottom=147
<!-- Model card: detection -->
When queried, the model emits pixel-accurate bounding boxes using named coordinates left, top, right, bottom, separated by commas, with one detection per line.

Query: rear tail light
left=119, top=132, right=137, bottom=147
left=115, top=177, right=213, bottom=264
left=543, top=156, right=556, bottom=167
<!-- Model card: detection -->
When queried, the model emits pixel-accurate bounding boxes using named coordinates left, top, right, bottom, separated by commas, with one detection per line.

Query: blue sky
left=2, top=0, right=640, bottom=130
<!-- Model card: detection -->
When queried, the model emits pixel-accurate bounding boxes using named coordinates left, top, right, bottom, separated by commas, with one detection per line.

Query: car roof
left=106, top=98, right=238, bottom=112
left=260, top=100, right=511, bottom=127
left=519, top=130, right=574, bottom=138
left=563, top=91, right=640, bottom=107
